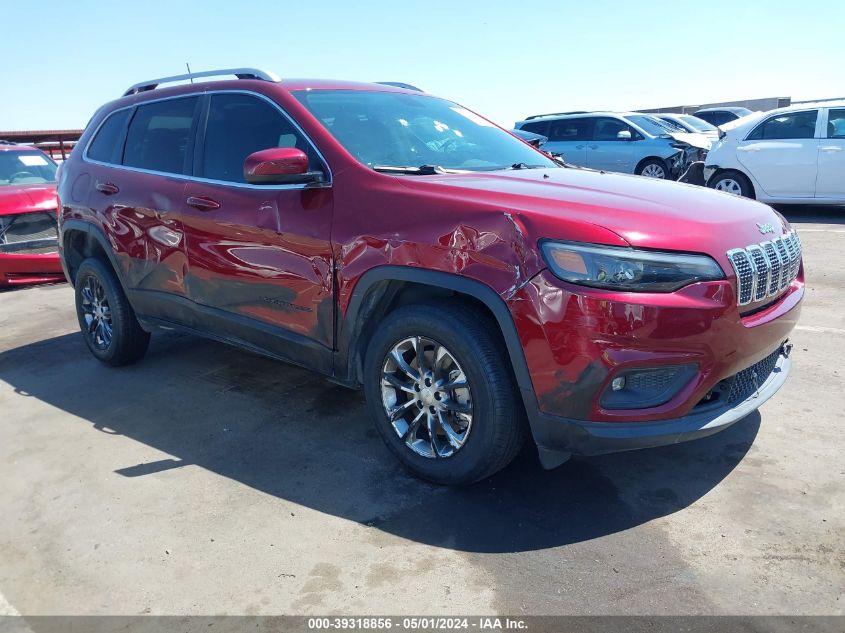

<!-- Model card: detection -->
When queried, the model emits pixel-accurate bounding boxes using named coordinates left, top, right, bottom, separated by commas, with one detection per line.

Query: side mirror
left=244, top=147, right=323, bottom=185
left=617, top=130, right=633, bottom=141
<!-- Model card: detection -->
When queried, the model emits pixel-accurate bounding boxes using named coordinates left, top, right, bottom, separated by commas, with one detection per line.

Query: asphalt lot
left=0, top=206, right=843, bottom=616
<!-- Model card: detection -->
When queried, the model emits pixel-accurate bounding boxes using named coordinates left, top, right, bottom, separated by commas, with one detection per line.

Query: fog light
left=611, top=377, right=626, bottom=391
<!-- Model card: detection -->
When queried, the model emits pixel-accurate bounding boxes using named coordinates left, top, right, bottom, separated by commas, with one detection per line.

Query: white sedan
left=704, top=100, right=845, bottom=204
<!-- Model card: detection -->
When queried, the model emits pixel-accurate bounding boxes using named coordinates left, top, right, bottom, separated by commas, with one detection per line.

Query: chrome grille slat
left=727, top=230, right=802, bottom=306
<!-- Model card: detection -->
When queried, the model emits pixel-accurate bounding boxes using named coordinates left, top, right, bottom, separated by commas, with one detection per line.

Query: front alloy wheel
left=381, top=336, right=473, bottom=458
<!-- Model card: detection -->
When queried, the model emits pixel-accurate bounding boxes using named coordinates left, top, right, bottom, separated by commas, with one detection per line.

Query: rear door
left=586, top=117, right=637, bottom=172
left=181, top=91, right=335, bottom=369
left=816, top=108, right=845, bottom=200
left=85, top=96, right=200, bottom=303
left=542, top=117, right=591, bottom=165
left=736, top=109, right=820, bottom=198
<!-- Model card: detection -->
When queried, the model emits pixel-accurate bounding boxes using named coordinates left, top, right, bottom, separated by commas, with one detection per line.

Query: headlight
left=540, top=241, right=725, bottom=292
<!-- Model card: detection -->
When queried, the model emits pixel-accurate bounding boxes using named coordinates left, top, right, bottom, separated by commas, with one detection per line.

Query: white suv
left=705, top=101, right=845, bottom=204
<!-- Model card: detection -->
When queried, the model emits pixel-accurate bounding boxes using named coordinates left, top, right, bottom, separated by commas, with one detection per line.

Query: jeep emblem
left=757, top=222, right=775, bottom=234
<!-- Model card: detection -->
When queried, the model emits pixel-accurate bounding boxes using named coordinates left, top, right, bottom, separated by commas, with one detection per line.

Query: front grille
left=726, top=348, right=783, bottom=403
left=0, top=211, right=58, bottom=255
left=726, top=231, right=801, bottom=306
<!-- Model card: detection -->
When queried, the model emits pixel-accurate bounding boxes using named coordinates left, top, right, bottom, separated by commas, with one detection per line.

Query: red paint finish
left=58, top=78, right=803, bottom=427
left=0, top=160, right=63, bottom=286
left=244, top=147, right=309, bottom=179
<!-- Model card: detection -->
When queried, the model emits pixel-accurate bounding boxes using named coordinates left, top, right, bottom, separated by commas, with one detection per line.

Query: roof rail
left=376, top=81, right=424, bottom=92
left=123, top=68, right=280, bottom=97
left=524, top=110, right=590, bottom=120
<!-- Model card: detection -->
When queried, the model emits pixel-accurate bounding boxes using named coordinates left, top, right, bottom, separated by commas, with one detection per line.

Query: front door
left=181, top=92, right=334, bottom=370
left=585, top=117, right=637, bottom=173
left=736, top=109, right=820, bottom=199
left=816, top=108, right=845, bottom=200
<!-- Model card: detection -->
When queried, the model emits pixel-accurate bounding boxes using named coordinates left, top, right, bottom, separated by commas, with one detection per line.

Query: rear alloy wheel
left=637, top=158, right=669, bottom=179
left=364, top=303, right=526, bottom=485
left=74, top=258, right=150, bottom=366
left=710, top=171, right=754, bottom=198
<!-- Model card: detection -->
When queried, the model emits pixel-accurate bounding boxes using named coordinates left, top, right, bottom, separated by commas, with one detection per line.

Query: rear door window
left=87, top=109, right=131, bottom=164
left=200, top=93, right=321, bottom=183
left=519, top=121, right=550, bottom=136
left=746, top=110, right=819, bottom=140
left=548, top=118, right=592, bottom=142
left=123, top=97, right=200, bottom=174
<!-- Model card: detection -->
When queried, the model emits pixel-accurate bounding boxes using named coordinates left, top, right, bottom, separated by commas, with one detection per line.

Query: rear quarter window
left=87, top=109, right=131, bottom=164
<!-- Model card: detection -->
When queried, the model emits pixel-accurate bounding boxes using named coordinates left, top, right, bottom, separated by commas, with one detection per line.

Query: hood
left=396, top=167, right=789, bottom=267
left=0, top=184, right=58, bottom=216
left=666, top=131, right=712, bottom=151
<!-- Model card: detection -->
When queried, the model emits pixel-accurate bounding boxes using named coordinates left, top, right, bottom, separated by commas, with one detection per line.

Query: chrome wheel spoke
left=439, top=398, right=472, bottom=415
left=390, top=349, right=420, bottom=382
left=412, top=336, right=428, bottom=374
left=382, top=372, right=416, bottom=394
left=439, top=376, right=468, bottom=391
left=388, top=398, right=417, bottom=421
left=402, top=408, right=426, bottom=442
left=437, top=411, right=466, bottom=450
left=426, top=411, right=444, bottom=458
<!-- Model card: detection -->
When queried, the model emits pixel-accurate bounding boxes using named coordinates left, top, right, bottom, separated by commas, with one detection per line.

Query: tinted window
left=87, top=109, right=131, bottom=164
left=592, top=117, right=634, bottom=141
left=827, top=109, right=845, bottom=139
left=123, top=97, right=199, bottom=174
left=547, top=118, right=592, bottom=141
left=520, top=121, right=549, bottom=136
left=747, top=110, right=818, bottom=140
left=201, top=93, right=319, bottom=183
left=697, top=111, right=731, bottom=126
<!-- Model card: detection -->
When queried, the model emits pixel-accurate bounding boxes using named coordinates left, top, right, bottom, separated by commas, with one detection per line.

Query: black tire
left=635, top=157, right=671, bottom=179
left=708, top=170, right=755, bottom=199
left=364, top=303, right=527, bottom=485
left=74, top=258, right=150, bottom=366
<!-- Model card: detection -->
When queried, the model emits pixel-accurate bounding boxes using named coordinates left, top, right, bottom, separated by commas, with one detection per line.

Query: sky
left=1, top=0, right=843, bottom=131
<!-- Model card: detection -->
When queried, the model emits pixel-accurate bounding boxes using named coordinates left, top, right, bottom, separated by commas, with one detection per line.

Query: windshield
left=679, top=115, right=717, bottom=132
left=0, top=150, right=58, bottom=186
left=655, top=117, right=690, bottom=133
left=626, top=115, right=679, bottom=137
left=294, top=90, right=557, bottom=171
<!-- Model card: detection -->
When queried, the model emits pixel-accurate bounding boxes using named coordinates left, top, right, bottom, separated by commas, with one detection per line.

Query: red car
left=57, top=69, right=802, bottom=484
left=0, top=142, right=64, bottom=286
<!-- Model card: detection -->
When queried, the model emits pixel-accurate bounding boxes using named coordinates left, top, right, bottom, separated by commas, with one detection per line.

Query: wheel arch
left=336, top=267, right=535, bottom=400
left=635, top=155, right=670, bottom=173
left=707, top=168, right=756, bottom=199
left=60, top=220, right=123, bottom=286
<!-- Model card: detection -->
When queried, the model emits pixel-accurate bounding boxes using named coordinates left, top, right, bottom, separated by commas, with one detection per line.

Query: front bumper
left=0, top=252, right=65, bottom=286
left=530, top=348, right=791, bottom=459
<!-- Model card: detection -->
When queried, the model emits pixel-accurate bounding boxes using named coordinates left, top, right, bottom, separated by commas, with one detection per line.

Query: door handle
left=820, top=146, right=843, bottom=152
left=575, top=145, right=585, bottom=150
left=588, top=145, right=598, bottom=150
left=95, top=182, right=119, bottom=195
left=186, top=196, right=221, bottom=211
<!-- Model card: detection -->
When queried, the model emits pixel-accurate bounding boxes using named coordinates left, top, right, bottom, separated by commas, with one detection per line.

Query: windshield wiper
left=509, top=162, right=547, bottom=170
left=373, top=164, right=446, bottom=175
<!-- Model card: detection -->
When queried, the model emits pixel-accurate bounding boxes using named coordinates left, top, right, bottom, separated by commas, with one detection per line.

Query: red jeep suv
left=57, top=69, right=803, bottom=484
left=0, top=142, right=64, bottom=286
